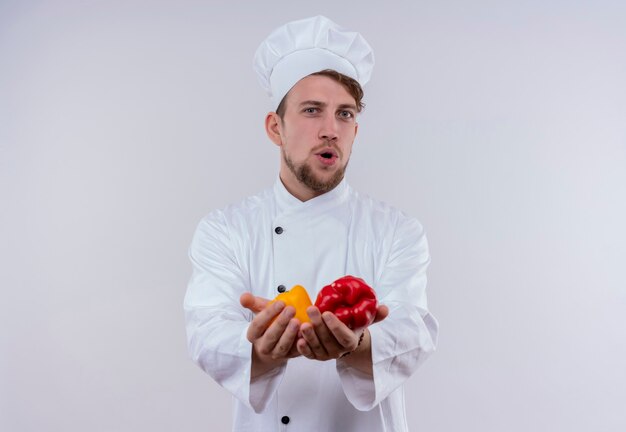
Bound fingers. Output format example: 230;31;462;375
372;304;389;324
297;307;358;360
240;292;270;314
246;300;285;342
322;312;359;352
297;336;314;359
249;303;302;362
306;307;336;353
288;341;303;358
298;321;328;359
269;318;300;359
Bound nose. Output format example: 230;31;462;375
319;113;339;141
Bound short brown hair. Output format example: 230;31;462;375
275;69;365;119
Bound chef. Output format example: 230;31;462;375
184;15;438;432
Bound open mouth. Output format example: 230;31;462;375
315;148;338;158
315;149;338;166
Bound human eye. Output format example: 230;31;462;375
338;110;354;119
303;107;319;114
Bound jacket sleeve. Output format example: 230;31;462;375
337;215;438;411
183;212;284;413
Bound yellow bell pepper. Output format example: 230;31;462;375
267;285;312;324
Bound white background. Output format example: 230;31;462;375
1;1;625;431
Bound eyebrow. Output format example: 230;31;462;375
299;100;358;111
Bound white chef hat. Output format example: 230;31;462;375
253;15;375;109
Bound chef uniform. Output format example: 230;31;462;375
184;16;438;432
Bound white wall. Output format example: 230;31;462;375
1;1;625;431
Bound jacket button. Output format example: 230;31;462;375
281;416;290;424
277;285;286;293
274;226;283;234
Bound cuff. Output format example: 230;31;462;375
336;358;376;411
249;364;286;413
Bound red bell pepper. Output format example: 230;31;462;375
314;275;378;330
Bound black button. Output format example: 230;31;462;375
277;285;286;293
274;226;283;234
281;416;290;424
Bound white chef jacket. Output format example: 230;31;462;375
184;177;438;432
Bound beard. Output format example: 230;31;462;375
282;150;348;194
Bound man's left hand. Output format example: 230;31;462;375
296;305;388;361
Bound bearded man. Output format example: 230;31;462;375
184;15;438;432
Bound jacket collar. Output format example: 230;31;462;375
273;175;349;215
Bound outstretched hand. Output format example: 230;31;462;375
297;304;389;361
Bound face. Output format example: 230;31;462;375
266;75;359;201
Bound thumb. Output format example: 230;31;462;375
240;292;270;314
372;304;389;324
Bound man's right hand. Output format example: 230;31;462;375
240;293;301;378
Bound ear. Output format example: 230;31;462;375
354;122;359;138
265;112;283;147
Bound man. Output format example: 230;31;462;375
184;16;438;431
